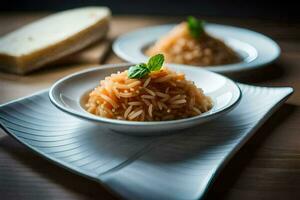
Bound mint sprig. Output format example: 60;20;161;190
147;54;165;71
128;54;164;79
187;16;205;39
128;64;150;79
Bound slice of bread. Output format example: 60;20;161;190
0;7;111;74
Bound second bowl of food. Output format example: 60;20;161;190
49;55;241;136
113;17;280;73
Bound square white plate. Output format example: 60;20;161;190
0;84;293;200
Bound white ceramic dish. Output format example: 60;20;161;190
0;84;293;199
113;24;280;73
49;63;241;135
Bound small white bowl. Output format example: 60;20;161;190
49;63;241;136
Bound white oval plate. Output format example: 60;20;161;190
49;63;241;136
113;24;280;73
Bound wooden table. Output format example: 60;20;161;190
0;13;300;200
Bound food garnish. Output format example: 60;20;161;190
187;16;205;39
128;54;164;79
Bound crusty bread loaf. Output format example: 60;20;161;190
0;7;111;74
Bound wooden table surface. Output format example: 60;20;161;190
0;13;300;200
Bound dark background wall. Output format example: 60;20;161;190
0;0;297;21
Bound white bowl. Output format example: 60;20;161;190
49;63;241;136
113;24;280;73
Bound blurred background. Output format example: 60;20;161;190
0;0;298;21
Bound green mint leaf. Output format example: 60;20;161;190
128;63;150;79
127;54;165;79
147;54;164;71
187;16;205;39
